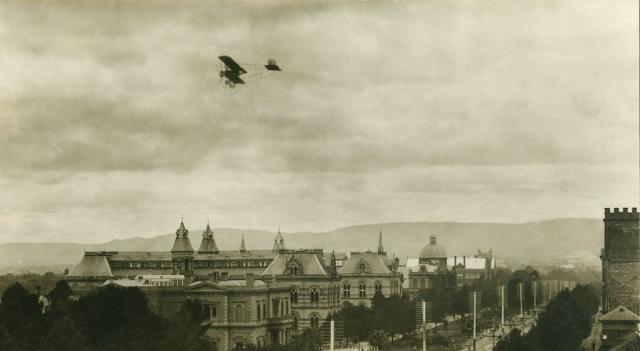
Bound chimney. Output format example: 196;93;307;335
246;273;255;288
454;256;457;266
463;256;466;266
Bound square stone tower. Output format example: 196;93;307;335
601;207;640;314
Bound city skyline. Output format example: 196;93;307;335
1;0;638;243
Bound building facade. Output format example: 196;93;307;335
105;274;293;351
67;219;405;346
338;230;403;306
448;250;496;287
261;249;342;332
406;236;456;297
601;207;640;314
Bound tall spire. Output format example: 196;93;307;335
272;227;286;252
377;227;385;254
198;220;219;254
239;234;246;252
171;217;194;254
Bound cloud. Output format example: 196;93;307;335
0;0;637;242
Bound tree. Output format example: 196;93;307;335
48;280;73;304
284;328;322;351
452;285;470;317
162;299;214;351
71;285;168;351
335;302;374;343
368;330;386;350
38;316;88;351
415;288;451;325
371;295;415;341
0;282;42;349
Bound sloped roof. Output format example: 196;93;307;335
101;279;150;287
322;252;348;266
601;306;640;322
407;264;439;273
171;221;194;253
186;280;267;291
447;257;487;270
272;231;286;251
198;224;219;254
262;252;328;276
339;252;391;274
609;330;640;351
69;255;113;277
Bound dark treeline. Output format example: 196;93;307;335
0;281;213;351
496;284;600;351
0;273;62;298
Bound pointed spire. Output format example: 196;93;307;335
377;227;385;254
273;227;286;252
239;234;246;252
171;217;194;254
198;219;218;254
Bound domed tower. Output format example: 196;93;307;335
171;218;194;275
418;236;447;270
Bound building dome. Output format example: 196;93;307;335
418;236;447;259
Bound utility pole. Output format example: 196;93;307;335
330;319;334;351
501;285;505;334
519;283;523;318
422;300;427;351
533;280;537;313
473;290;477;351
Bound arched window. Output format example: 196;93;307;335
291;289;299;303
310;314;320;328
310;287;320;303
359;282;366;298
343;282;351;298
411;279;417;289
420;279;426;289
235;304;244;322
375;281;383;295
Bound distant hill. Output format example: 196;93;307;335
0;218;603;273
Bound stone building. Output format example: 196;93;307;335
406;236;456;296
599;305;640;351
448;250;496;287
104;273;293;351
338;230;403;306
601;207;640;314
67;220;279;290
66;219;398;342
261;249;341;332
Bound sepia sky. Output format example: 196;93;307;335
0;0;638;243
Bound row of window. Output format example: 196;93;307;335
111;260;273;269
289;286;341;305
342;281;383;298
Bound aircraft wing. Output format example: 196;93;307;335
218;55;247;75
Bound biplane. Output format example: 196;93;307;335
218;55;281;88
